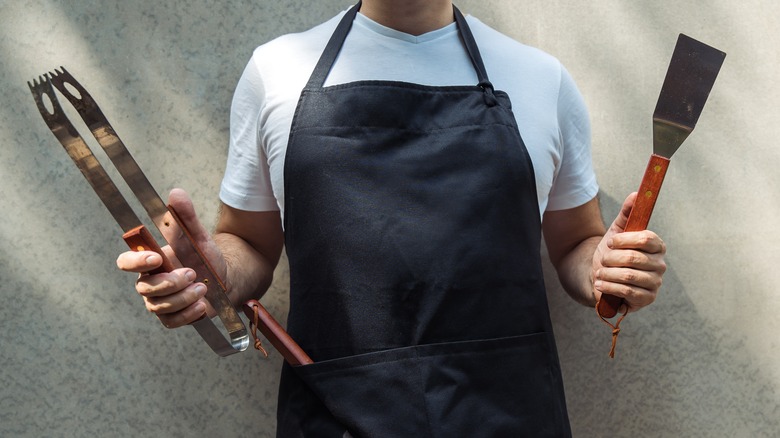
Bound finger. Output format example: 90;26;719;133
144;282;207;315
167;188;211;244
609;230;667;255
136;268;197;297
595;266;663;292
599;248;666;272
117;250;163;273
594;278;656;311
610;192;638;232
157;300;208;329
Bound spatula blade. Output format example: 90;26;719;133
653;34;726;158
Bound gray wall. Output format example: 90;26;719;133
1;1;777;436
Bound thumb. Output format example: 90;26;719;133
168;188;199;228
164;188;228;296
163;188;209;244
610;192;638;233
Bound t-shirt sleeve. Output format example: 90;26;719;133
219;56;280;212
546;66;599;211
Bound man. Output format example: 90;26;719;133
118;1;666;436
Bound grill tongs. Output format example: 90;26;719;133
29;68;310;363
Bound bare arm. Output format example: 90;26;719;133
213;202;284;305
543;197;605;307
543;194;667;313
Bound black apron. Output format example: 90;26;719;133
278;3;571;437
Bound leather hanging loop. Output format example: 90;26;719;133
596;299;628;359
247;301;269;357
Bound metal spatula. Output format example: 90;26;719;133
598;34;726;319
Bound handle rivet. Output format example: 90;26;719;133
654;165;662;173
203;279;209;285
645;190;653;198
136;246;144;252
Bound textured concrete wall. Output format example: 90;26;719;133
1;1;777;436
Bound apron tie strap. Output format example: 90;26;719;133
596;299;628;359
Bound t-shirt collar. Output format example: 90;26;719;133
354;11;459;44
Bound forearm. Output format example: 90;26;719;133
214;232;277;305
553;235;600;307
212;204;284;306
543;197;605;308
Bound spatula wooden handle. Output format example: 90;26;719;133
624;154;670;232
597;154;670;318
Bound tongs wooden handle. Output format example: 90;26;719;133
123;225;176;274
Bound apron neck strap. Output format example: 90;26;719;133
452;5;493;91
305;1;496;96
305;1;362;89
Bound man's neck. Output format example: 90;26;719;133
359;0;454;36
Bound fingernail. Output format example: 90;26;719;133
194;284;207;296
145;255;158;265
594;280;603;289
607;238;614;248
185;270;197;282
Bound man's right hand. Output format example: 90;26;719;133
116;188;222;329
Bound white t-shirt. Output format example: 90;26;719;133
219;11;598;219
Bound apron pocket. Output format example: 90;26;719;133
294;333;568;438
294;345;431;437
419;333;569;437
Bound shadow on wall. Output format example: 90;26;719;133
546;191;778;437
0;2;310;436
